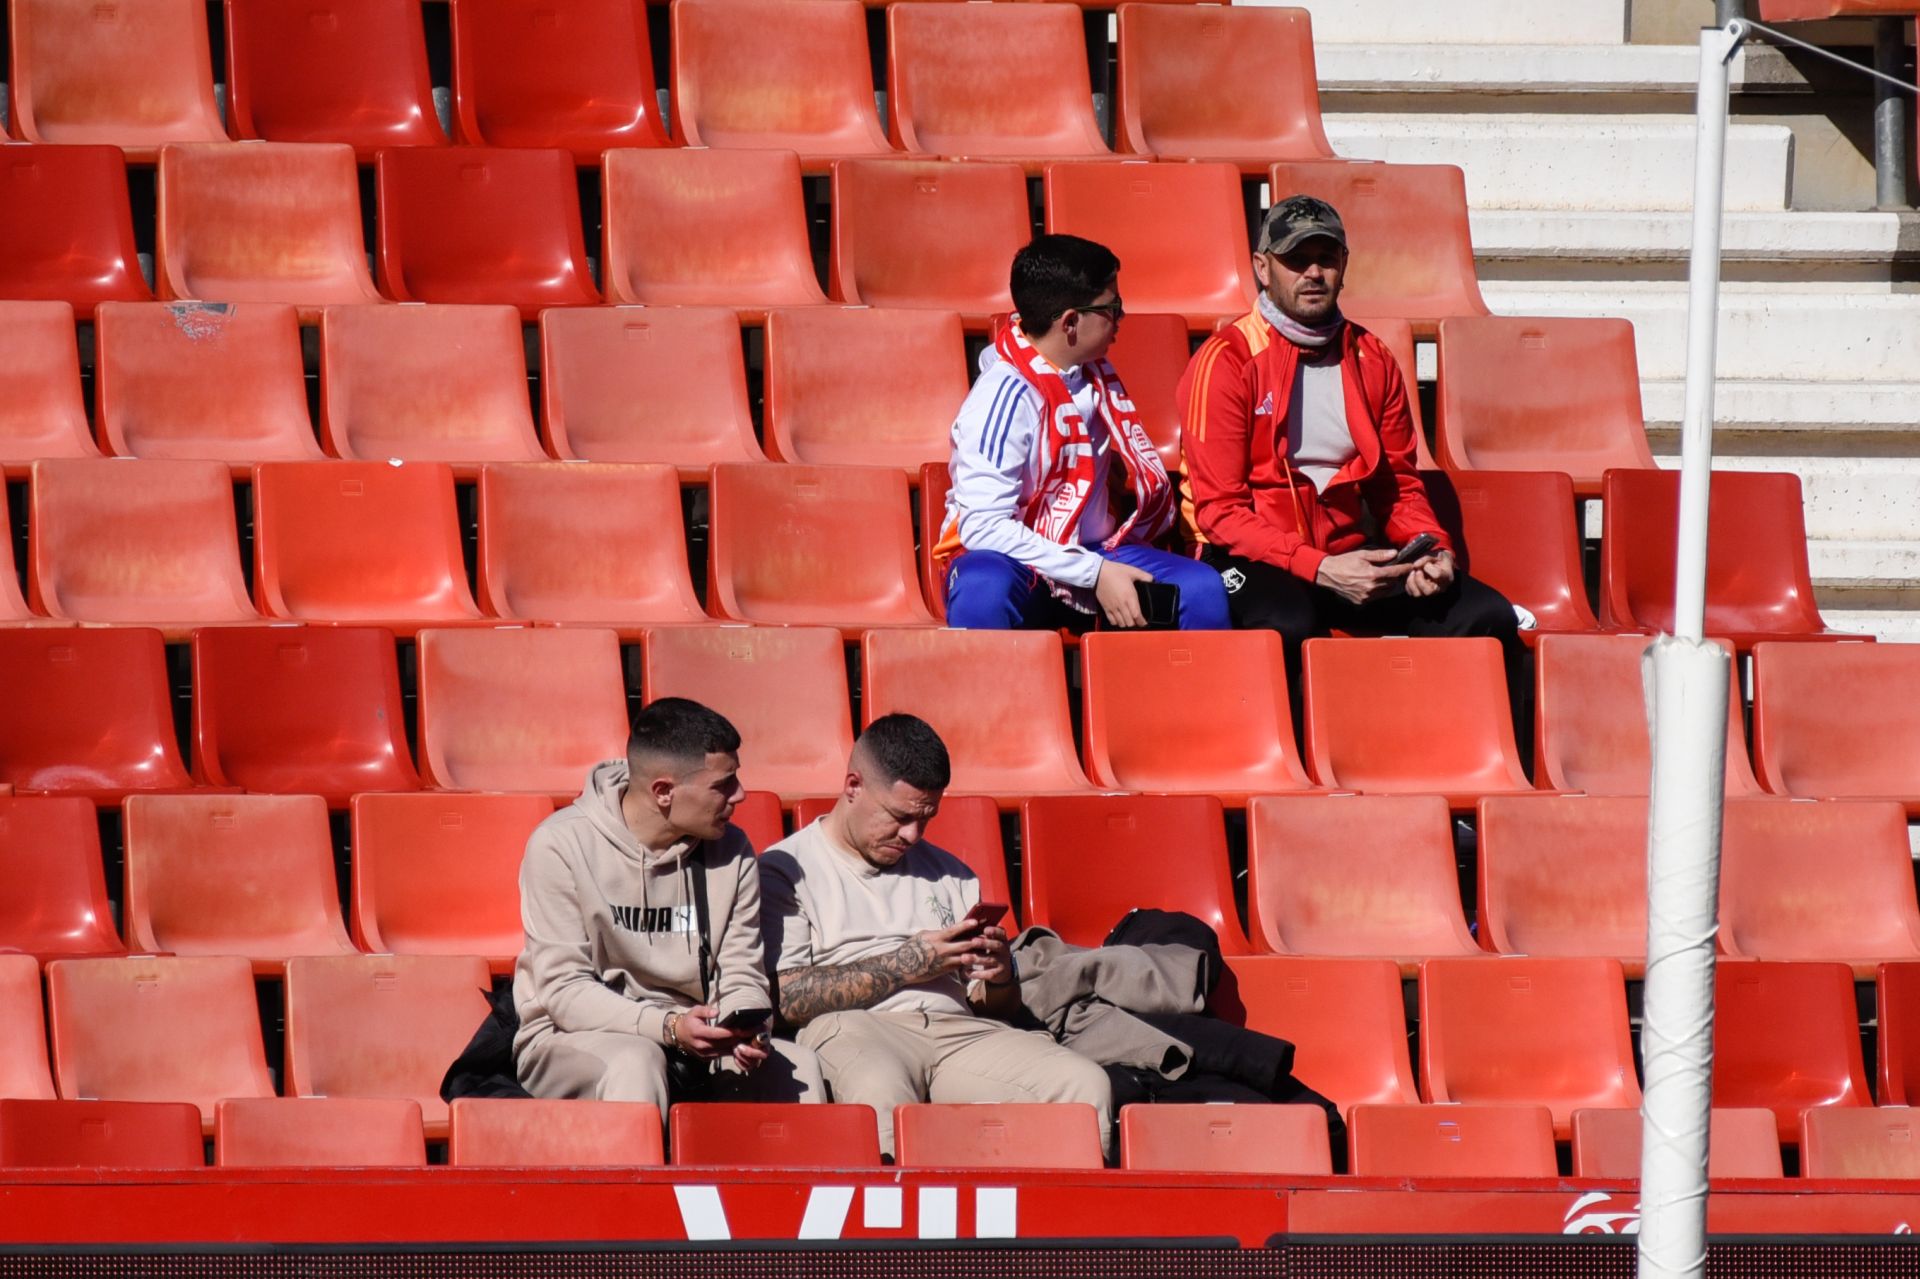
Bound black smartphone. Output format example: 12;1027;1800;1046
1392;532;1441;565
716;1007;772;1032
1132;580;1181;630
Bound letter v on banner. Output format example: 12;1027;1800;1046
673;1185;1019;1242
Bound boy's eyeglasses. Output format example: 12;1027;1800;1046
1078;298;1125;319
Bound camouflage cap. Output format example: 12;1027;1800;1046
1256;194;1346;256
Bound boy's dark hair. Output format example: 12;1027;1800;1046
855;714;952;793
1011;234;1120;339
628;697;741;770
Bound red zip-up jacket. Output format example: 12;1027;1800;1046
1178;310;1449;583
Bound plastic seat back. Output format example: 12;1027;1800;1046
1878;961;1920;1106
351;792;552;972
0;798;123;961
671;1103;884;1167
1348;1103;1558;1178
9;0;226;153
0;628;194;801
416;627;630;794
828;159;1028;326
918;461;953;623
450;1098;665;1167
1436;317;1655;494
763;308;967;470
376;148;599;316
728;792;786;856
0;1099;202;1168
1752;642;1920;805
602;149;827;311
215;1097;427;1168
792;795;1012;920
224;0;445;155
1421;469;1598;636
642;627;854;801
1104;312;1192;476
1248;795;1478;968
893;1102;1104;1169
0;302;97;472
1363;318;1437;469
539;307;765;476
0;148;152;318
1570;1106;1783;1179
477;462;707;631
1213;956;1419;1115
1044;162;1255;329
1476;795;1647;968
1023;795;1250;953
1120;1103;1332;1174
0;485;31;624
1802;1107;1920;1179
95;302;323;466
1713;961;1870;1144
0;954;56;1100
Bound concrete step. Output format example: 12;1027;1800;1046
1640;380;1920;436
1316;42;1809;98
1469;209;1920;264
1817;608;1920;643
1245;0;1629;47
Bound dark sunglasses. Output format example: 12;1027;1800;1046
1077;297;1125;320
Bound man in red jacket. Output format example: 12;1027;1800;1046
1178;195;1521;690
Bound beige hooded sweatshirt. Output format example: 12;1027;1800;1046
513;759;769;1062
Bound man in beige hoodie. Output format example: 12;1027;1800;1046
514;697;824;1118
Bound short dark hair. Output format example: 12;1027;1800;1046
1011;234;1120;339
855;714;951;793
629;697;741;771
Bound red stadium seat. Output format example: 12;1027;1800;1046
285;954;493;1140
224;0;445;156
156;143;384;318
1752;641;1920;813
893;1102;1104;1169
827;159;1028;330
888;5;1111;171
671;0;893;168
1119;1103;1332;1175
476;462;709;635
1475;795;1647;972
1348;1103;1558;1178
1755;0;1911;18
918;461;953;623
709;464;935;632
0;798;123;962
1104;313;1193;476
94;302;324;468
602;149;828;313
0;953;56;1100
1267;162;1490;336
1570;1106;1783;1180
0;302;95;478
252;461;485;633
375;148;600;317
449;0;668;160
1080;630;1317;803
1114;4;1335;171
1044;161;1256;329
729;792;786;857
1022;794;1250;954
1436;317;1656;496
351;792;553;974
863;630;1091;806
1300;637;1532;809
1713;961;1870;1144
27;459;258;638
1801;1107;1920;1179
0;147;152;320
0;628;195;802
0;485;38;624
1878;961;1920;1106
214;1097;427;1168
47;955;275;1131
416;626;630;795
449;1098;665;1167
670;1103;885;1167
1364;318;1438;470
642;626;854;802
791;795;1012;920
0;1099;202;1168
1247;795;1479;972
1214;956;1420;1116
1421;469;1599;640
8;0;226;156
762;308;966;471
539;307;767;478
1419;956;1640;1138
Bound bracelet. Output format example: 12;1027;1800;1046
661;1011;681;1049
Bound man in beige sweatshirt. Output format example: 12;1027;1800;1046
761;714;1110;1157
514;697;824;1118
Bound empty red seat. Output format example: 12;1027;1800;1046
1104;313;1193;477
1878;961;1920;1106
1570;1106;1783;1180
191;625;420;805
214;1097;427;1168
0;1099;202;1168
1476;795;1647;972
156;143;384;317
893;1102;1104;1169
1366;318;1439;470
0;147;152;320
728;791;787;856
1801;1107;1920;1179
375;148;600;317
670;1103;884;1167
791;794;1012;919
223;0;445;156
0;302;96;477
709;463;935;632
763;308;966;471
1421;469;1599;640
46;955;275;1131
351;791;552;974
9;0;226;156
1752;641;1920;813
1119;1103;1332;1174
1114;4;1335;172
888;5;1111;171
602;149;828;312
449;1097;665;1167
1214;956;1418;1116
0;628;195;802
671;0;893;168
1348;1103;1558;1178
1248;795;1479;972
828;159;1028;330
1044;162;1256;330
539;307;767;478
1420;956;1640;1138
477;462;708;635
0;798;123;962
94;302;324;468
252;461;485;633
1301;637;1532;809
1436;317;1656;495
28;459;258;638
1714;961;1870;1144
1023;794;1250;954
1267;162;1490;336
449;0;668;160
0;953;56;1100
416;626;630;795
642;626;854;802
863;629;1091;806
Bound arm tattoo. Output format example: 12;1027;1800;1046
776;936;940;1026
